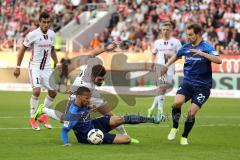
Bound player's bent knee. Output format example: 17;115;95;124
188;109;198;117
113;134;131;144
48;90;57;98
173;95;185;107
173;101;184;108
32;87;41;97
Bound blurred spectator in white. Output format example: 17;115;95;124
111;26;120;41
54;1;65;14
134;9;144;23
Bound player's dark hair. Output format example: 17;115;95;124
186;23;202;34
161;21;173;28
75;86;90;95
39;12;50;22
91;64;106;78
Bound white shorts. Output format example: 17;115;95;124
155;74;174;87
72;77;107;107
28;68;54;90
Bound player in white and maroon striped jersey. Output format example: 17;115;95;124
147;21;182;119
13;12;59;131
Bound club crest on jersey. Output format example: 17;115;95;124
63;121;70;127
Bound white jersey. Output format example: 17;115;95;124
152;37;182;75
72;56;102;91
72;57;106;107
23;27;55;70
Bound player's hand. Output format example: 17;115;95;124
56;63;62;69
13;68;20;78
105;42;117;51
189;49;205;57
89;105;98;112
62;143;72;147
55;63;62;73
160;65;168;76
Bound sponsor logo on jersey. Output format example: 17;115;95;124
186;56;202;61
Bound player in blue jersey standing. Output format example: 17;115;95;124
160;23;222;145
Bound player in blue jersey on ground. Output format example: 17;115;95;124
34;86;163;146
161;23;222;145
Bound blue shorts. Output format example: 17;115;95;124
176;82;210;107
76;116;116;144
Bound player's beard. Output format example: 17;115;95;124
95;82;103;86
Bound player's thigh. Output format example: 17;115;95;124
28;68;41;88
91;90;109;114
173;94;187;108
175;82;193;106
112;134;131;144
101;133;117;144
191;86;210;108
41;69;55;90
92;116;112;132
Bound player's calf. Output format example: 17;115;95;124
123;115;162;124
112;134;131;144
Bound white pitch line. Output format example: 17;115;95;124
0;116;29;119
0;127;61;130
0;124;239;130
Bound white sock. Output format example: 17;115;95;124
30;95;39;117
42;107;62;121
157;95;165;114
44;95;54;108
149;96;158;111
115;125;127;135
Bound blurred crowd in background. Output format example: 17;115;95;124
0;0;240;54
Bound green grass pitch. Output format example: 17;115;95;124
0;91;239;160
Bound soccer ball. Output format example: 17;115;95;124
87;129;104;144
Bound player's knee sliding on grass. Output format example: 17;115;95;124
34;86;163;145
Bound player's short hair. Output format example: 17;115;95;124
39;12;50;22
75;86;90;95
160;21;173;29
91;64;106;78
186;23;202;34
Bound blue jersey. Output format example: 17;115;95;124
177;40;219;88
61;103;94;144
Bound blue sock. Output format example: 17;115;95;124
124;115;154;124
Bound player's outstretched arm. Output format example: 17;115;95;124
190;49;222;64
88;42;117;58
13;45;28;78
160;54;178;76
61;127;71;146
